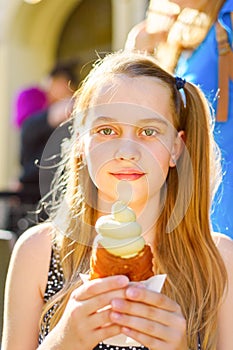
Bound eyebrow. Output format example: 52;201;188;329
137;118;169;127
91;116;169;127
91;116;116;126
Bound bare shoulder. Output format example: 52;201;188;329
212;232;233;267
13;222;54;260
212;232;233;290
212;235;233;348
2;223;57;349
8;222;56;292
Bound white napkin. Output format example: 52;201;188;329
80;273;167;347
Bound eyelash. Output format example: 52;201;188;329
95;126;159;137
140;128;158;137
98;127;116;136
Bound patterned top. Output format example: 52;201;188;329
38;244;64;345
38;245;201;350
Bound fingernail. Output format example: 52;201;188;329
116;275;129;285
126;286;140;298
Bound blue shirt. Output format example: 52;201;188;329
176;0;233;237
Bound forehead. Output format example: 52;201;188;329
88;75;173;124
84;103;171;129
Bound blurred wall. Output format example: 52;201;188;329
0;0;147;189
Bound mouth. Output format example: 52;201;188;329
110;169;145;181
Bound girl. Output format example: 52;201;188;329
2;51;233;350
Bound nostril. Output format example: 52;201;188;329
117;155;137;161
115;142;141;162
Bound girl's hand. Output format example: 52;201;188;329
110;284;188;350
39;275;129;350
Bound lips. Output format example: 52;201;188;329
110;169;145;181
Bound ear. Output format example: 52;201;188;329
169;130;185;168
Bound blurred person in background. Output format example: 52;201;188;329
9;61;79;234
13;87;47;130
14;61;79;204
125;0;233;238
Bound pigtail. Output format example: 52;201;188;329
155;81;227;349
183;82;222;206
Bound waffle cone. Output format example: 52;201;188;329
90;243;154;281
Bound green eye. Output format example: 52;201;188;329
99;128;114;135
142;129;156;136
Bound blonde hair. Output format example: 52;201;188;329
40;51;227;350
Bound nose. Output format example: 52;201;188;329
114;141;140;161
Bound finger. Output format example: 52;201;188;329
80;324;122;350
126;286;180;312
121;320;187;350
110;311;169;341
111;310;186;347
111;297;182;326
89;308;112;329
94;324;122;344
74;275;129;301
71;288;127;317
121;326;167;350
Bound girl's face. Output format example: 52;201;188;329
82;75;182;210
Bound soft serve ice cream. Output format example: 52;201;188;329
89;201;154;281
95;201;145;258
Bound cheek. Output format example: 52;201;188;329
147;156;170;192
84;140;113;183
144;142;172;177
154;151;171;176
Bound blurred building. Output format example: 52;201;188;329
0;0;147;189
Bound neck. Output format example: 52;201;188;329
135;195;162;248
